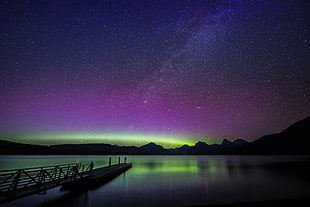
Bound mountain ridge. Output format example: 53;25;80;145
1;116;309;155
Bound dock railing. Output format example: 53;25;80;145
0;163;92;202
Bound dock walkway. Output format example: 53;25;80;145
62;163;132;190
0;162;132;204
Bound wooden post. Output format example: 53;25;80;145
42;170;46;194
109;157;111;166
55;166;59;181
12;170;22;192
38;167;43;187
57;166;61;181
66;164;70;178
118;156;120;164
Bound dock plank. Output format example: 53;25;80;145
62;163;132;190
0;163;132;203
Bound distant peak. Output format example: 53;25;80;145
140;142;164;149
144;142;157;146
194;141;208;146
233;139;248;144
221;139;232;145
173;144;191;151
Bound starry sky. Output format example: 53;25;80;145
1;0;309;147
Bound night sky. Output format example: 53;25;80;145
1;0;309;147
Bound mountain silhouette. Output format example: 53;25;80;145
242;116;310;154
0;116;309;155
0;140;51;154
170;144;191;155
233;139;248;145
139;142;169;154
221;139;232;145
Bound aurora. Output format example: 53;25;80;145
2;132;221;148
0;0;309;146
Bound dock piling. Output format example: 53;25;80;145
0;162;132;204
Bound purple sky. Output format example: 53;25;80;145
1;0;309;146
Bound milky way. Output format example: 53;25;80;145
1;0;309;147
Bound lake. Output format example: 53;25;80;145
1;155;310;207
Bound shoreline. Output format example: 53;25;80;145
186;198;310;207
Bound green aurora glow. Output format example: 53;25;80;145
2;133;220;148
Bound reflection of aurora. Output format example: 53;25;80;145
122;156;231;192
2;155;310;207
129;157;229;178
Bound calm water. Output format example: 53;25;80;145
1;155;310;207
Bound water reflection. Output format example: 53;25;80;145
40;190;89;207
1;155;310;207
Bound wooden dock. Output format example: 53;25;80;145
61;163;132;190
0;162;132;204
